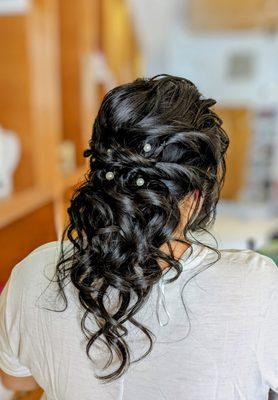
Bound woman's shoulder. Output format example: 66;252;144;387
194;246;278;316
10;240;71;289
27;239;73;258
219;247;276;270
29;240;62;254
216;246;278;291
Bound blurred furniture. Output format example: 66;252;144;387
197;200;278;251
0;0;61;285
101;0;141;84
216;107;251;200
58;0;100;167
12;389;43;400
188;0;278;31
0;0;140;286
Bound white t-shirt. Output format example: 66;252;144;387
0;240;278;400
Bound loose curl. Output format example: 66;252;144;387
55;74;229;382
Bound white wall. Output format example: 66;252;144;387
127;0;278;107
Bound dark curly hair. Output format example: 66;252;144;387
55;74;229;382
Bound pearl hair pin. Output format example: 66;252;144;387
105;145;148;186
136;177;145;186
105;171;114;180
143;143;152;152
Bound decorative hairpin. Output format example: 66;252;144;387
105;145;148;186
105;171;114;180
143;143;152;153
136;177;145;186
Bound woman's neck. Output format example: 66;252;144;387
158;240;191;271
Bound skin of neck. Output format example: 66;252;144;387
158;190;202;270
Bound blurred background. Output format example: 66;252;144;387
1;0;278;303
0;0;277;398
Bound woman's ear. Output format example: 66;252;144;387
194;189;199;200
187;189;203;223
178;191;196;223
175;190;202;237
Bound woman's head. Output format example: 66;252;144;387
84;74;228;231
56;74;229;381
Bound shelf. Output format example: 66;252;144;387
0;0;141;285
0;187;53;229
0;162;88;230
58;0;100;166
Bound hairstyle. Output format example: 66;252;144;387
55;74;229;382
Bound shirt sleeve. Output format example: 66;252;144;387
256;263;278;394
0;267;32;377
